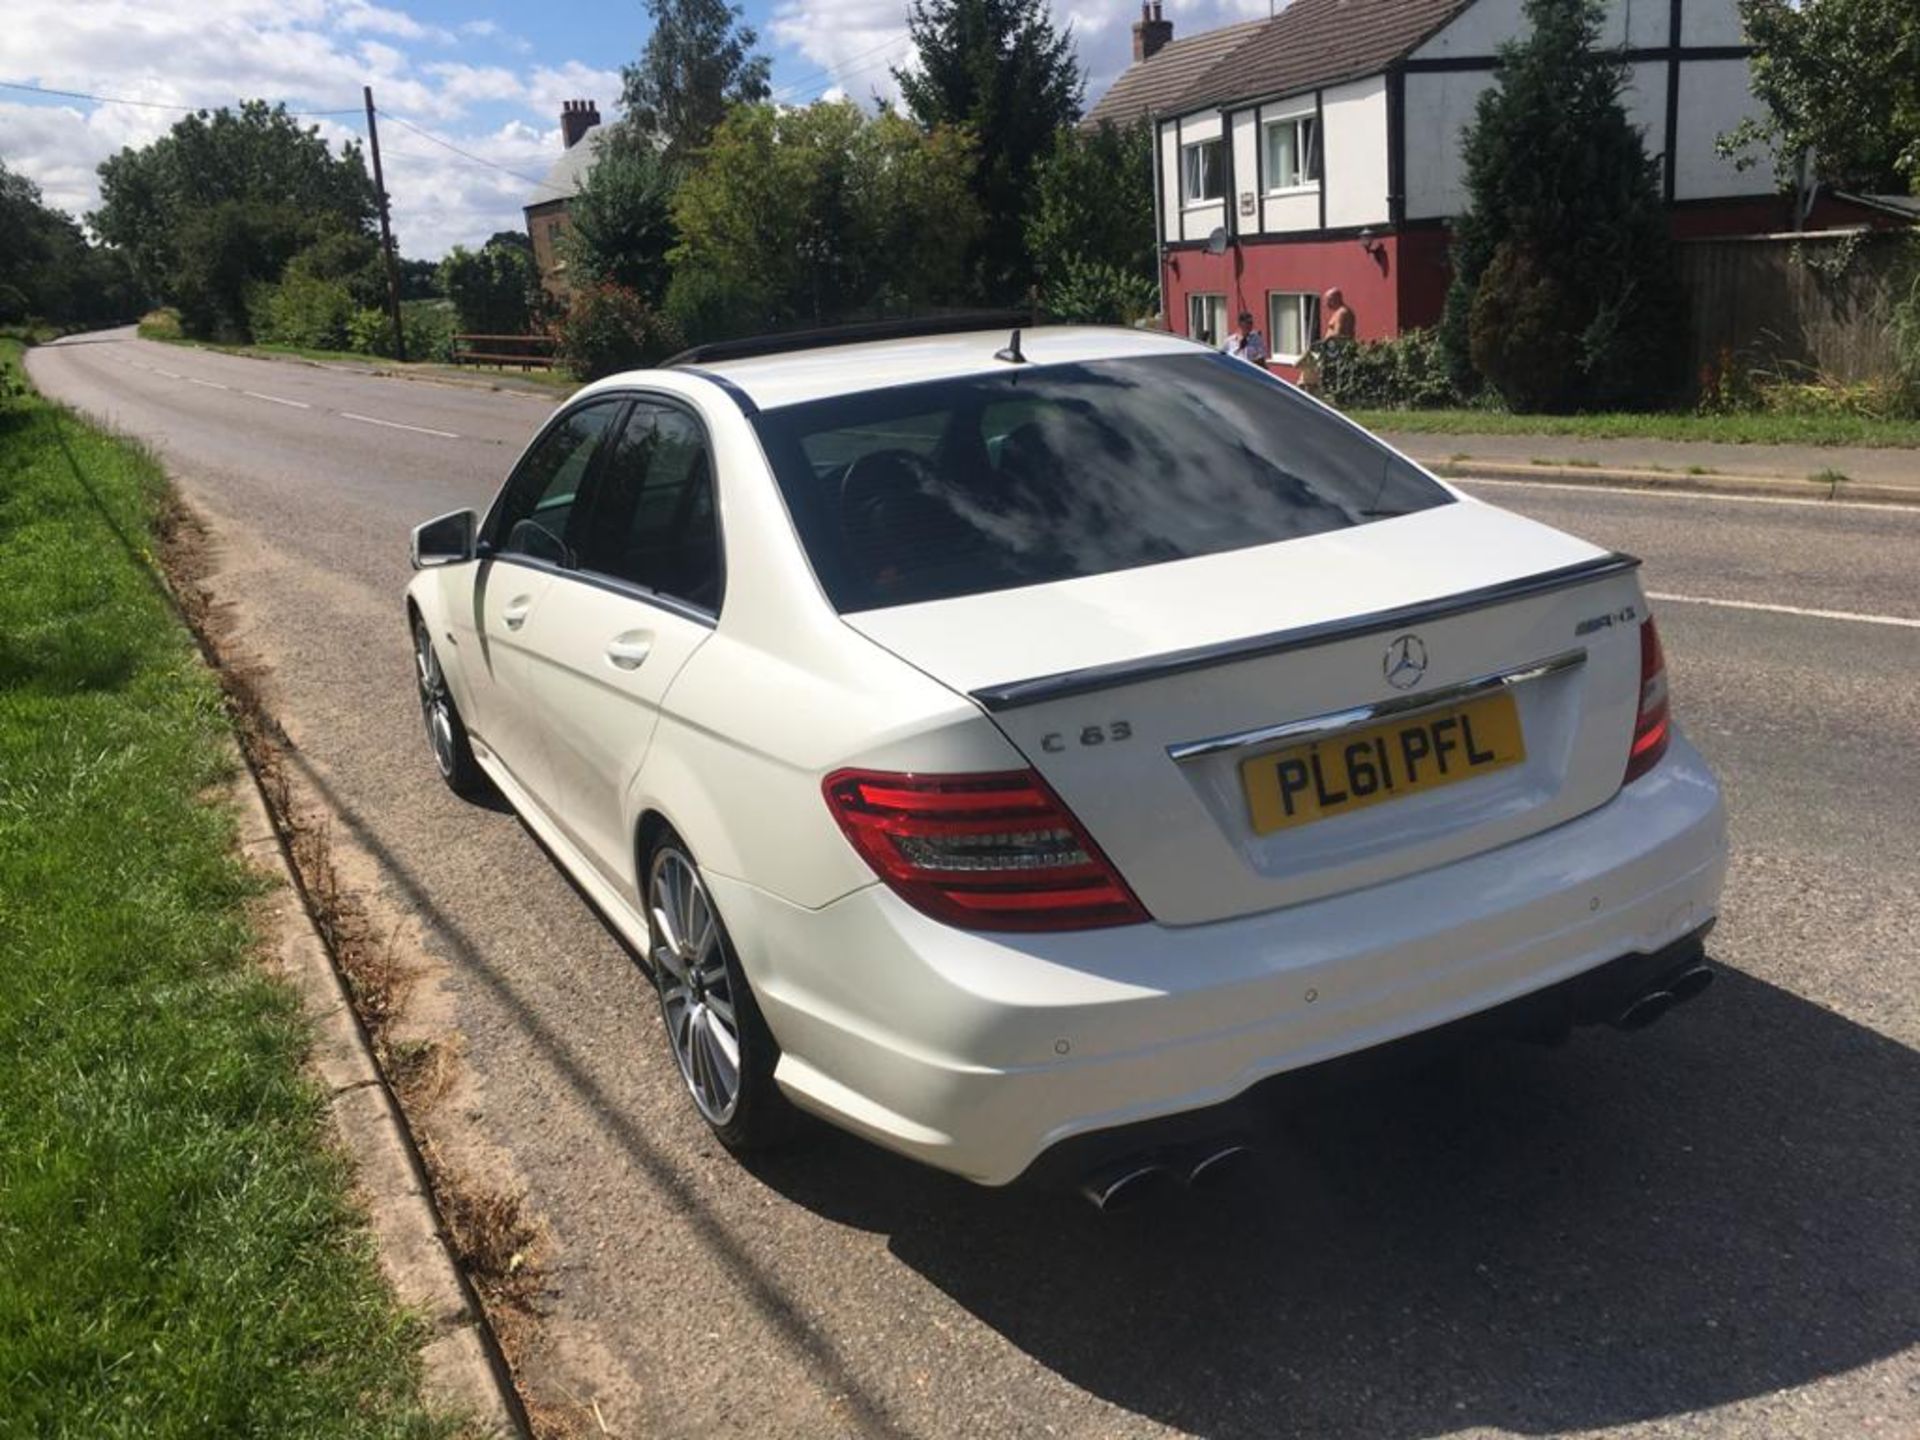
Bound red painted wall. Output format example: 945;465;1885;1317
1158;198;1902;362
1160;234;1403;373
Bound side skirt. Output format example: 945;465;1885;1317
470;745;657;967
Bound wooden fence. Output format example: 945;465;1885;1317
1677;227;1911;387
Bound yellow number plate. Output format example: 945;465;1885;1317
1241;691;1526;836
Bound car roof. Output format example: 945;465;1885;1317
593;325;1211;413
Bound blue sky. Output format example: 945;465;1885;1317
0;0;1269;256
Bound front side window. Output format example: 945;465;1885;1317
1269;291;1323;362
1181;138;1224;204
488;400;621;566
1187;292;1227;346
749;354;1453;613
1262;113;1321;191
576;402;724;613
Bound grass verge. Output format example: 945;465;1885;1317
1346;406;1920;449
145;331;576;391
0;338;451;1438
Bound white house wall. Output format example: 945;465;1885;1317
1681;1;1746;46
1411;0;1673;57
1677;58;1777;195
1404;70;1495;220
1230;110;1259;233
1159;124;1182;244
1321;77;1390;230
1162;0;1774;244
1168;111;1226;244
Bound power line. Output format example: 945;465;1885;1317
379;110;567;195
0;77;362;116
768;30;912;104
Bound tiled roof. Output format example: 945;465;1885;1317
1081;19;1267;128
524;130;600;210
1175;0;1475;113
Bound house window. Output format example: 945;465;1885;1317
1262;112;1321;192
1268;291;1322;362
1181;139;1224;205
1188;292;1228;347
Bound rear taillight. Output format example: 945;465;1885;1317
822;768;1149;932
1624;617;1672;784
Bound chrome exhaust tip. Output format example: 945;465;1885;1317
1614;989;1677;1031
1184;1142;1256;1192
1668;963;1714;1003
1079;1160;1172;1214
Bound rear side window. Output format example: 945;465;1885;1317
488;401;621;566
576;402;724;613
749;353;1452;612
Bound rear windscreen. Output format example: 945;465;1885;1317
748;352;1453;613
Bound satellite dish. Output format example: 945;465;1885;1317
1205;227;1229;256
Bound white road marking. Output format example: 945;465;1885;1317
1460;475;1920;516
154;368;181;378
1648;592;1920;630
242;390;310;409
340;411;459;439
188;377;229;390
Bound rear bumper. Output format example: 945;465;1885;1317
711;733;1728;1186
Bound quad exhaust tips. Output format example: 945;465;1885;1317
1612;962;1714;1032
1079;1140;1258;1212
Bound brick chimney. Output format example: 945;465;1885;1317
1133;1;1173;63
560;99;601;150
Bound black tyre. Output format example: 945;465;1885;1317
411;614;487;800
644;832;792;1151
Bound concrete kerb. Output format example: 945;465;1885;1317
1420;455;1920;507
227;752;527;1438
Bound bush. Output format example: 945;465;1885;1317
1892;237;1920;405
554;284;684;380
1468;243;1582;414
345;307;390;356
439;240;538;337
1315;329;1462;410
661;265;771;348
1042;260;1157;326
402;299;456;363
137;307;183;341
249;269;355;351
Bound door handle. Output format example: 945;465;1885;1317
502;597;533;631
606;633;654;671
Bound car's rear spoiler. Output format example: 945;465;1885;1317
968;552;1642;712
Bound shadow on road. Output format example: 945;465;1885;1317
268;712;1918;1439
748;970;1920;1437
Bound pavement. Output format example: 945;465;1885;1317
1373;427;1920;499
28;327;1920;1439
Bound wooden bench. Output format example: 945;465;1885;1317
451;333;558;370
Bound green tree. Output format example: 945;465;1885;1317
668;101;981;339
619;0;771;166
91;102;375;339
0;158;142;326
1728;0;1920;195
438;237;541;336
895;0;1084;302
1437;0;1684;412
562;142;678;301
1026;118;1155;317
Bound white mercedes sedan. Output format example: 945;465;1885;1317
405;321;1727;1204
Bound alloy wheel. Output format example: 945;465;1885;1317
648;847;743;1126
413;621;457;779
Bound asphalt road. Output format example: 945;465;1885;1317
29;329;1920;1439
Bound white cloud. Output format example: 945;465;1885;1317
767;0;1279;111
0;0;623;257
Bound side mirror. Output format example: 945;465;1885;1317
411;510;478;570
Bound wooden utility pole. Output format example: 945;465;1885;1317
363;86;407;362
